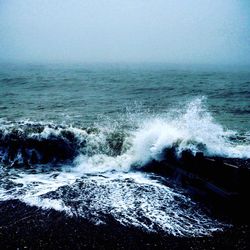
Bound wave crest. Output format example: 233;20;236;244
0;98;249;171
0;122;128;167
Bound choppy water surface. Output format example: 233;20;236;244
0;64;249;236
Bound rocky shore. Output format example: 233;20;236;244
0;200;249;249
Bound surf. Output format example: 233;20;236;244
0;98;249;236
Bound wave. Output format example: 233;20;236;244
131;98;250;166
0;122;128;167
1;97;246;236
0;98;249;171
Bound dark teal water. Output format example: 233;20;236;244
0;64;249;132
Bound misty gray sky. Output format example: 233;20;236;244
0;0;250;65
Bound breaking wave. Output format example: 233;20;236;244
0;98;249;169
0;98;248;236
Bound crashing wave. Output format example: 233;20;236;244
1;98;247;236
0;98;249;170
0;122;127;167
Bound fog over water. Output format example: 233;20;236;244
0;0;250;65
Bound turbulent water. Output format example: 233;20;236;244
0;64;249;236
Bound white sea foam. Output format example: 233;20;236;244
72;98;250;176
130;97;250;165
0;97;248;236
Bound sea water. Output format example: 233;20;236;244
0;63;249;236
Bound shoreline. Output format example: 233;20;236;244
0;200;249;249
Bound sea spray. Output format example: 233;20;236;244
0;98;248;235
131;98;250;166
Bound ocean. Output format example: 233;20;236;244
0;63;250;236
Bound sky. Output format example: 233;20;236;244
0;0;250;65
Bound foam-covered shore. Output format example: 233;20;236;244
0;98;249;237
